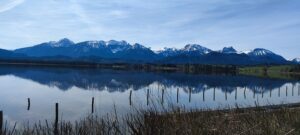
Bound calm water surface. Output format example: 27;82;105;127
0;66;300;127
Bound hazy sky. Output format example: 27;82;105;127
0;0;299;59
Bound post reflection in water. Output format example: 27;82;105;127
0;66;299;125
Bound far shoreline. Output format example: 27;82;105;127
0;58;300;79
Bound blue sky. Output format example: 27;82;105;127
0;0;299;59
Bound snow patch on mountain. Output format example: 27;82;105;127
85;41;106;48
106;40;131;53
11;38;291;65
247;48;274;56
157;47;180;57
182;44;212;54
48;38;75;47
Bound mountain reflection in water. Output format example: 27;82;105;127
0;66;298;93
0;65;300;126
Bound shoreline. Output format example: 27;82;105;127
2;103;300;135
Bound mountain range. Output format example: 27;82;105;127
0;38;299;65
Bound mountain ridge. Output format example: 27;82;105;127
0;38;296;65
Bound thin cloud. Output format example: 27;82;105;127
0;0;25;13
0;0;299;59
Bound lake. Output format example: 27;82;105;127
0;65;300;127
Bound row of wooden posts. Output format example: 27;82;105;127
0;86;299;133
129;86;300;105
0;97;96;134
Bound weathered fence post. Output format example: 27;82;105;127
292;86;294;96
189;88;191;103
54;103;59;135
244;88;246;99
235;88;237;100
225;89;227;100
286;86;288;97
92;97;94;114
213;88;216;101
0;111;3;133
177;88;179;103
147;89;149;106
27;98;31;111
129;90;132;106
203;89;205;101
161;89;164;104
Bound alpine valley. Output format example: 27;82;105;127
0;38;299;65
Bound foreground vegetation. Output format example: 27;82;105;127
2;105;300;135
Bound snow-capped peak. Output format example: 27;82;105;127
107;40;129;46
48;38;74;47
182;44;212;54
85;41;106;48
157;47;180;56
221;46;237;54
106;40;131;53
241;50;251;54
247;48;274;56
159;47;178;52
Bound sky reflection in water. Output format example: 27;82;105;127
0;66;299;126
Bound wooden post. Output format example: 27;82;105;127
129;90;132;106
161;89;164;104
177;88;179;103
225;89;227;100
261;91;264;98
0;111;3;133
244;88;246;99
92;97;94;113
278;88;281;97
286;86;288;97
54;103;59;135
147;89;149;106
202;89;205;101
213;88;215;101
253;91;256;99
189;88;191;103
235;88;237;100
292;86;294;96
27;98;30;111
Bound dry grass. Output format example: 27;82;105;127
2;105;300;135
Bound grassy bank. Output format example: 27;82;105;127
239;65;300;79
2;105;300;135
